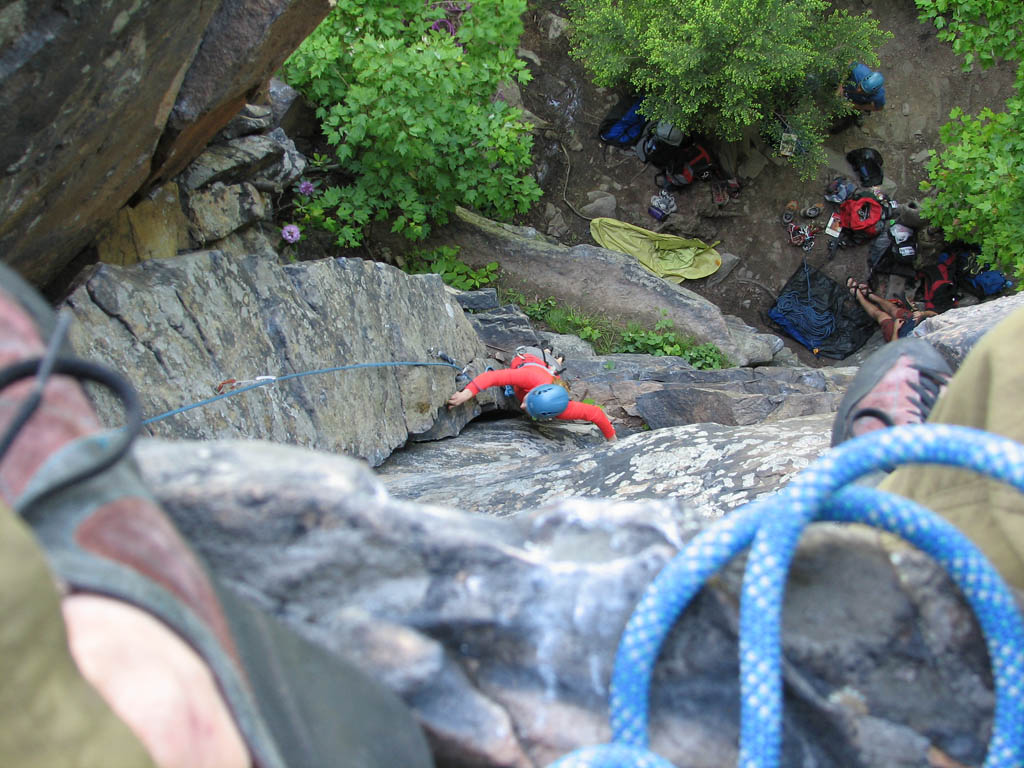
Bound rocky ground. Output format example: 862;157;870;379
512;0;1017;366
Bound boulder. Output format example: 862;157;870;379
64;251;485;466
134;434;1000;768
186;182;270;244
180;129;306;194
148;0;333;185
446;206;779;366
0;0;331;286
95;183;192;266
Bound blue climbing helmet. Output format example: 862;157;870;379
859;70;884;95
523;383;569;420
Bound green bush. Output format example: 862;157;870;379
403;246;498;291
618;314;731;369
565;0;890;179
282;0;542;247
914;0;1024;277
501;291;731;369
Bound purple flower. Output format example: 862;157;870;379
298;180;315;196
281;224;301;243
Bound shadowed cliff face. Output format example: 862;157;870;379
0;0;331;287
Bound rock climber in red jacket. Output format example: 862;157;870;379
447;348;617;441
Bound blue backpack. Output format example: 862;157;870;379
954;250;1013;299
598;98;647;148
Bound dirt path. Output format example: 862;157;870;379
515;0;1016;366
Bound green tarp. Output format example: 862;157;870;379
590;217;722;283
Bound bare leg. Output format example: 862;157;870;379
864;292;900;318
854;289;892;324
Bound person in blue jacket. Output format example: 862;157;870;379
840;62;886;112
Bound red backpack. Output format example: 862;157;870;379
838;197;883;231
918;253;959;312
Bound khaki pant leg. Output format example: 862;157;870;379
879;307;1024;590
0;503;155;768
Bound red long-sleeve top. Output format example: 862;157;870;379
464;355;616;440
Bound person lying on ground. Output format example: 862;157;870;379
847;278;936;342
448;346;616;441
830;304;1024;592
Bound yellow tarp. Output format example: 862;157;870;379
589;217;722;283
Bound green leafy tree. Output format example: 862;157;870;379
282;0;542;247
915;0;1024;276
565;0;891;178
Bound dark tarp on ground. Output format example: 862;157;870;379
768;262;877;359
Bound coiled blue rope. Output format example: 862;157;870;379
771;262;836;346
549;423;1024;767
143;360;461;425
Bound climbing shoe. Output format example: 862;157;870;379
830;337;953;447
0;262;435;768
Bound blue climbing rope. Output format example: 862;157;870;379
549;423;1024;768
771;259;836;346
143;360;462;426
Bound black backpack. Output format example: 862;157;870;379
846;147;884;186
888;223;918;267
655;144;716;188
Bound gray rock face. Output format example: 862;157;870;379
58;244;1021;768
134;435;1000;768
181;131;306;194
381;413;834;515
447;206;780;366
0;0;330;286
65;252;485;466
914;290;1024;368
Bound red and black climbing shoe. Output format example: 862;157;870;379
830;337;953;447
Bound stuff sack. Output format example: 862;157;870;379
846;147;884;186
917;253;959;313
889;223;918;267
598;97;648;148
656;144;716;188
824;176;857;204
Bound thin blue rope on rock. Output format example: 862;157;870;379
548;424;1024;768
142;360;460;425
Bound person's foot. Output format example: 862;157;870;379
846;277;870;299
831;337;953;447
